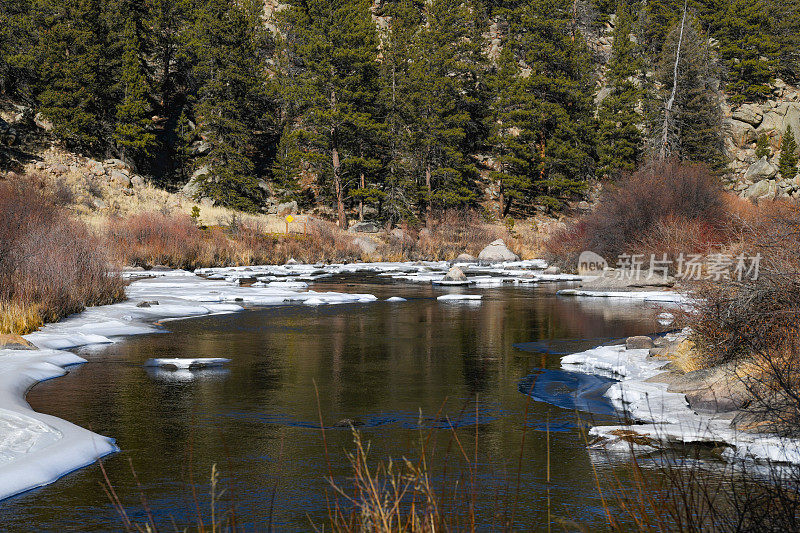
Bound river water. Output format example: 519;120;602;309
1;274;679;531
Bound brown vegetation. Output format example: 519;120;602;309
103;209;533;269
0;174;125;334
546;160;728;268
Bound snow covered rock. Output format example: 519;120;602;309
442;266;467;282
144;358;230;370
477;239;519;262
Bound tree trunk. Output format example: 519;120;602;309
503;196;513;218
425;162;433;227
359;171;365;221
332;141;346;229
498;183;505;219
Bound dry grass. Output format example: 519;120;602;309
0;301;44;335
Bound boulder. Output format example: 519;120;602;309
477;239;519;262
110;169;131;187
725;118;757;145
349;221;379;233
104;158;128;170
443;266;468;282
783;104;800;155
758;110;784;133
130;175;145;187
744;179;777;200
51;163;69;175
34;112;54;132
543;265;561;275
276;200;298;216
182;166;209;198
667;364;750;413
0;118;16;146
390;227;409;241
742;157;778;182
625;336;655;350
353;236;378;255
732;103;763;126
87;159;106;176
418;228;431;238
455;253;477;263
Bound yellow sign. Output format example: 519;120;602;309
285;215;294;223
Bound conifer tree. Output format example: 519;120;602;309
487;45;534;217
35;0;112;148
506;0;596;211
114;19;156;167
780;125;799;180
189;0;269;212
378;0;419;223
652;15;725;168
281;0;382;227
405;0;478;224
714;0;777;103
597;1;643;178
755;133;771;159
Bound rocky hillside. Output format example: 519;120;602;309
724;83;800;200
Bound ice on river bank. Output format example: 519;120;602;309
561;335;800;464
0;349;118;500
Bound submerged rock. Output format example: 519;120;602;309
334;417;364;428
477;239;519;262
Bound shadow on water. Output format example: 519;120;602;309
518;368;618;417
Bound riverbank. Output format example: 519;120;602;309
562;328;800;464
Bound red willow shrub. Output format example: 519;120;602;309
547;160;727;266
0;174;125;332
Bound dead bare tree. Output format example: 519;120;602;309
657;0;688;161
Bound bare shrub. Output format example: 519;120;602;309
0;175;125;333
547;160;726;266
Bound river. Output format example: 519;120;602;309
1;273;682;531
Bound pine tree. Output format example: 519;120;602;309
114;19;156;167
271;126;303;197
506;0;596;211
652;15;726;168
779;125;799;180
714;0;777;103
34;0;113;148
378;0;419;223
188;0;269;212
487;45;534;217
1;0;42;100
597;1;643;178
405;0;478;224
755;133;771;159
280;0;382;227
